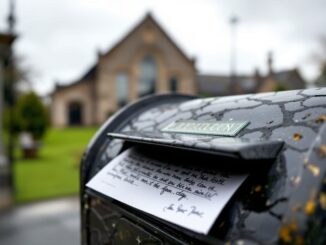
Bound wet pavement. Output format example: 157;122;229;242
0;196;80;245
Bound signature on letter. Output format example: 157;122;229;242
176;204;187;213
188;206;204;218
163;204;174;212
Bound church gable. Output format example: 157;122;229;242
93;13;197;123
101;13;195;72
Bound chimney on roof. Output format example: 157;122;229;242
267;51;274;76
254;67;261;81
253;67;262;90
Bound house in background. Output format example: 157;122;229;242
51;13;306;127
51;13;197;127
198;52;306;97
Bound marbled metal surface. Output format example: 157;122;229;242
81;88;326;245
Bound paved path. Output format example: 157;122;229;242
0;196;80;245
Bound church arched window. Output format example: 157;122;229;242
138;55;156;97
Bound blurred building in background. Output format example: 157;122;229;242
198;52;306;96
51;14;197;127
51;13;306;127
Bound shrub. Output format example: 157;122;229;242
14;92;49;140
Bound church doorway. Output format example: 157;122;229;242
68;102;83;126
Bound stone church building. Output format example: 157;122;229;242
51;13;306;127
51;14;197;127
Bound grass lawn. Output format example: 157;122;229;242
14;127;98;203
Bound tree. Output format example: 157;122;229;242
3;54;36;140
14;92;48;140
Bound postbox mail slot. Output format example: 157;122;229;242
107;131;284;160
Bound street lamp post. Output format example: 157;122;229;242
0;33;15;208
7;0;16;198
0;0;17;208
230;16;239;94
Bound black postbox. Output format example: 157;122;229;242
81;88;326;245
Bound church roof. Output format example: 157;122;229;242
81;65;97;81
50;63;97;94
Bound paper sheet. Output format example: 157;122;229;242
86;147;248;234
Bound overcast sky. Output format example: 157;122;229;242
0;0;325;95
